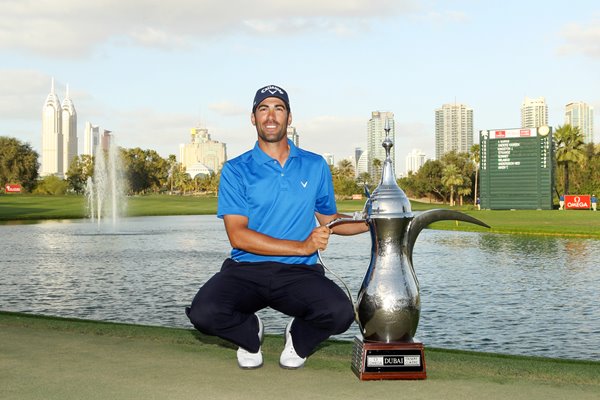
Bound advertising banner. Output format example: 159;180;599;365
564;195;590;210
5;184;22;193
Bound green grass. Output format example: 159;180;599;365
428;209;600;238
2;194;600;238
2;311;598;387
0;194;217;220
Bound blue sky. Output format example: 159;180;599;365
1;0;598;174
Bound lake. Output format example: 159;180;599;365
1;215;599;361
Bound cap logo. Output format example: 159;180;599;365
253;85;289;112
261;85;284;95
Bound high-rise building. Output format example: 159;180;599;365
435;103;473;159
565;102;594;143
41;79;63;177
405;149;427;174
367;111;395;179
100;130;113;152
287;126;300;147
357;152;368;179
41;79;78;178
521;97;548;129
354;147;364;178
83;122;101;156
322;153;335;167
179;126;227;176
61;85;77;171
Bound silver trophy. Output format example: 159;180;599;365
329;120;489;379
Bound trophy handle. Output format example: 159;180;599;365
405;209;490;265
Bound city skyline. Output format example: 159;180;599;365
1;1;599;175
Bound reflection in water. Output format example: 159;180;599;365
0;215;599;361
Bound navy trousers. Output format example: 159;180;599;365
186;258;354;358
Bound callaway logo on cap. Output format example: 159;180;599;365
252;85;290;113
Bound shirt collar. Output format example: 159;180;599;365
251;139;299;165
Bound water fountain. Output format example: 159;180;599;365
85;138;126;230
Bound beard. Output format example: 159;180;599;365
256;123;288;143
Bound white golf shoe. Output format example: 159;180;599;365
279;318;306;369
237;315;264;369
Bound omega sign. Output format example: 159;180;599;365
5;184;22;193
565;195;591;210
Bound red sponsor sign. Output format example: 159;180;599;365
565;195;590;210
494;130;506;138
5;184;22;193
520;129;531;137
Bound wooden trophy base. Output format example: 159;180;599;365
351;336;426;380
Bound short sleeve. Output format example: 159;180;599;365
217;162;248;218
314;159;337;215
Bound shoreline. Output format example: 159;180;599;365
2;194;600;238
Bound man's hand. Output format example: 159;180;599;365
302;225;332;254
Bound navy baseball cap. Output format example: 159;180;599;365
252;85;290;113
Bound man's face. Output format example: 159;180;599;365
251;97;292;144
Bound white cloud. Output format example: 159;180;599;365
0;0;418;57
558;18;600;59
0;70;50;119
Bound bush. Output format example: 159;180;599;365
33;175;69;195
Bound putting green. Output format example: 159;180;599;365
1;312;598;400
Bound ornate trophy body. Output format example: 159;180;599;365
331;121;489;380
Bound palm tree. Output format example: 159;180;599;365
336;159;355;180
457;183;472;206
371;158;382;184
357;172;372;193
441;164;463;206
554;124;585;195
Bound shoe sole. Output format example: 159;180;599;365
239;362;264;370
278;362;304;370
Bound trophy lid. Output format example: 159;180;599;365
365;119;413;219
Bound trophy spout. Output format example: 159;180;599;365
405;209;490;266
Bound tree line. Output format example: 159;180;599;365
0;138;219;196
1;124;599;201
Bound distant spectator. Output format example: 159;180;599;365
559;194;565;210
476;197;480;211
592;195;597;211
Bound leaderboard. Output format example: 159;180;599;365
479;126;554;210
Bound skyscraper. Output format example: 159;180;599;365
83;122;101;157
521;97;548;129
405;149;427;174
61;85;77;172
435;103;473;159
41;79;78;178
287;126;300;147
354;147;364;178
41;79;63;177
179;126;227;174
367;111;395;179
565;102;594;143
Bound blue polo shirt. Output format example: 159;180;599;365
217;139;337;264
